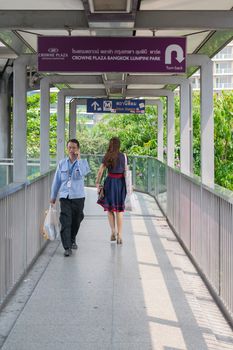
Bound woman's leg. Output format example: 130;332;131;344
107;211;116;238
116;212;123;243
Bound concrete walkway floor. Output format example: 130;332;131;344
0;188;232;350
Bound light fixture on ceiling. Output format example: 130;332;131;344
151;29;157;37
64;26;73;36
88;0;132;13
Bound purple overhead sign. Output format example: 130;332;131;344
38;36;186;73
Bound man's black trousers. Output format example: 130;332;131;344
59;198;85;250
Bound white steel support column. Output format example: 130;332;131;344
187;54;214;186
128;90;175;168
180;80;190;174
200;60;214;186
40;76;104;166
13;55;36;182
156;100;163;162
69;99;77;139
127;76;190;170
0;71;11;158
189;83;193;174
56;89;106;164
57;92;66;162
167;93;175;168
145;99;163;162
13;60;26;181
40;78;50;173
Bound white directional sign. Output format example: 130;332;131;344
91;101;100;111
165;44;185;64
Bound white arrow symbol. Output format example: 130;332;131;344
91;101;100;111
165;44;185;64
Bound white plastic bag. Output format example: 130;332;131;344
125;168;133;195
124;154;133;195
42;205;60;240
125;192;136;212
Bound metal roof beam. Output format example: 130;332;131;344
0;10;232;30
41;75;104;85
0;30;34;55
58;88;107;97
0;11;88;30
0;46;17;58
135;10;233;30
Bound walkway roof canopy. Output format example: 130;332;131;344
0;0;233;97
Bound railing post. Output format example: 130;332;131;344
40;77;50;174
6;164;9;185
132;157;136;188
86;155;90;187
156;161;160;198
147;157;152;194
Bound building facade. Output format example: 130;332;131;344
191;41;233;93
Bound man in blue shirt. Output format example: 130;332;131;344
50;139;90;257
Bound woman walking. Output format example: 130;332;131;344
96;137;127;244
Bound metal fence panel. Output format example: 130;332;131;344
190;183;202;262
167;168;180;234
220;199;233;317
147;159;232;320
180;177;191;249
0;171;54;306
0;197;7;300
201;189;220;293
7;189;26;292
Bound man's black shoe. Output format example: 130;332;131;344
64;249;72;257
71;242;78;250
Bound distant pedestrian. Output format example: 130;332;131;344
96;137;127;244
50;139;90;256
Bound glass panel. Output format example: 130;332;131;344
0;155;167;217
134;156;148;192
0;163;13;188
157;161;167;213
83;154;103;187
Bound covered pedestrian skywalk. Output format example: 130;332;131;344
0;188;233;350
0;0;233;185
0;155;233;349
0;1;233;348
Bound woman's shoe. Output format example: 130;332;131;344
117;236;122;244
111;234;116;241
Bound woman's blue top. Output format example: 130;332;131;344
102;152;127;174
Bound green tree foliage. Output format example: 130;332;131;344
78;106;158;156
214;92;233;190
192;92;201;176
26;91;233;190
26;93;57;158
190;91;233;190
26;94;40;158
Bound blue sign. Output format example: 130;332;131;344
87;99;145;114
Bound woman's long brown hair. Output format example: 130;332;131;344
103;137;121;168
